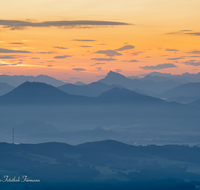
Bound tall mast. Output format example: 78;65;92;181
12;127;14;144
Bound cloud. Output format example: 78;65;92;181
167;57;184;60
54;55;72;59
116;45;135;51
129;60;138;62
53;46;68;49
96;67;102;71
96;75;106;78
140;63;177;70
0;19;130;30
166;30;200;36
91;58;117;61
166;48;179;51
145;56;151;58
166;30;193;35
132;51;145;56
10;42;24;45
0;55;17;59
95;50;122;57
95;63;105;65
36;51;55;54
72;68;86;71
122;59;138;62
47;60;56;62
30;57;40;59
70;77;79;79
186;32;200;36
115;69;122;72
73;39;96;42
79;46;92;47
47;65;53;67
0;48;30;53
186;51;200;54
183;60;200;66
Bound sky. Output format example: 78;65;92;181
0;0;200;83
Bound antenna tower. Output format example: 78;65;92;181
12;127;14;144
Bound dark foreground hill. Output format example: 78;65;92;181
0;140;198;190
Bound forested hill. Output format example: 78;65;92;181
0;140;199;190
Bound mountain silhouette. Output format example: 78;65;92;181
159;82;200;103
0;74;65;87
98;71;180;94
0;81;90;104
98;87;165;104
74;81;86;85
58;82;123;97
0;82;14;96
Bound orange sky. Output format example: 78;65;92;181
0;0;200;83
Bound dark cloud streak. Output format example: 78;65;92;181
140;63;177;70
0;19;130;30
0;48;30;53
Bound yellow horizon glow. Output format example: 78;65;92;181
0;0;200;83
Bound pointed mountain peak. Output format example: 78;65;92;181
107;70;124;77
2;81;68;99
74;81;86;86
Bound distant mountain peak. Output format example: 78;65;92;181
99;87;144;99
107;71;125;77
74;81;86;86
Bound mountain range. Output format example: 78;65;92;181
0;74;65;87
58;82;123;97
98;71;181;94
159;82;200;104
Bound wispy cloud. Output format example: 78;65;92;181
129;60;138;62
167;57;184;60
70;77;79;79
0;55;18;59
183;60;200;66
166;30;193;35
54;55;72;59
116;45;135;51
53;46;68;49
185;32;200;36
96;67;102;71
73;39;96;42
95;50;122;57
79;46;93;47
167;30;200;36
186;51;200;54
0;19;130;30
30;57;40;59
166;48;179;51
115;69;122;72
95;63;105;65
132;51;145;56
91;58;117;61
10;42;24;45
140;63;177;70
72;68;86;71
0;48;30;53
0;60;45;67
